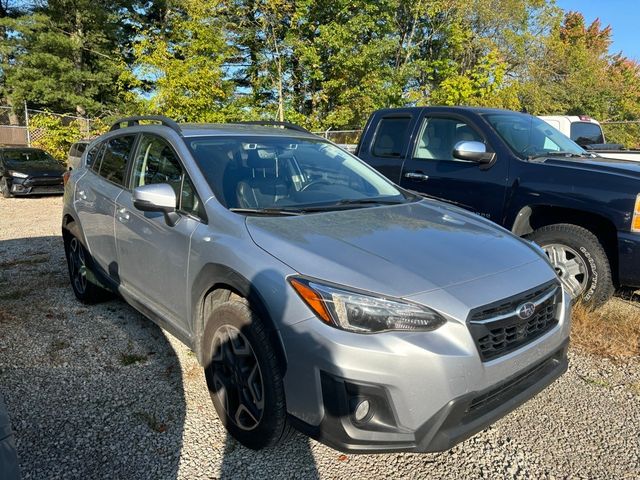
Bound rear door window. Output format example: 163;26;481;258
87;142;105;170
97;135;136;186
372;117;411;158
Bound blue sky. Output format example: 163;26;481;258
555;0;640;60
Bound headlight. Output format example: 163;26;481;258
632;194;640;232
8;171;28;178
289;276;446;333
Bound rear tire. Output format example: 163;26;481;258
63;223;111;304
1;177;12;198
526;223;614;306
203;297;292;450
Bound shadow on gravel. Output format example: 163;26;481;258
0;236;187;479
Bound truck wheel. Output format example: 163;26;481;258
63;223;111;303
203;298;292;450
0;177;12;198
527;224;614;306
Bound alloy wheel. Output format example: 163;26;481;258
68;237;88;294
543;243;588;299
210;325;265;431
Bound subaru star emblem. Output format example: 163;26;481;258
517;302;536;319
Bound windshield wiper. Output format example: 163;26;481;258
229;208;303;216
528;151;586;160
336;198;405;206
296;198;404;212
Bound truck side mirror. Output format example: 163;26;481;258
452;141;495;164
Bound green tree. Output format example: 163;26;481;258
132;0;234;122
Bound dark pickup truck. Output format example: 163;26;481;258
357;106;640;305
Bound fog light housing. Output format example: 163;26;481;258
354;399;371;422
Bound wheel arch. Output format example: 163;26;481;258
511;205;619;284
192;263;288;374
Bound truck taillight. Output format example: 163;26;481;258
63;171;71;186
578;115;593;122
632;194;640;232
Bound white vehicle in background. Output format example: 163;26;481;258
67;140;90;170
539;115;640;162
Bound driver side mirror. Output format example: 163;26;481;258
452;141;495;164
133;183;179;226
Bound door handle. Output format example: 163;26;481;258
404;172;429;181
117;207;130;223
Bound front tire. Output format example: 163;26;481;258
527;223;614;306
203;298;291;450
0;177;12;198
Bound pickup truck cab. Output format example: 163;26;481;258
357;107;640;305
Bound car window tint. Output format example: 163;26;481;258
76;143;87;155
570;122;604;146
415;118;484;160
87;143;105;171
132;134;202;217
98;135;135;185
372;117;411;158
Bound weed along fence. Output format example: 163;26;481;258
0;105;106;161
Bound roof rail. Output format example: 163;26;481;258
110;115;182;135
231;121;311;134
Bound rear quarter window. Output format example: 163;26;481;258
372;117;411;158
570;122;604;146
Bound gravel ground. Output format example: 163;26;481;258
0;195;639;479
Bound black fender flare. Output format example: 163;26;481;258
191;263;288;374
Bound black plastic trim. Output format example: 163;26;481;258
110;115;182;135
229;121;311;133
289;341;568;453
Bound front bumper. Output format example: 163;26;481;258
618;231;640;287
289;341;568;453
8;176;64;195
281;270;571;453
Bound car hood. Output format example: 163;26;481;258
4;160;66;176
538;155;640;178
245;200;549;298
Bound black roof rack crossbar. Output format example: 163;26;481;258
110;115;181;135
231;121;311;134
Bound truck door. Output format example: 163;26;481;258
399;113;508;223
356;111;419;183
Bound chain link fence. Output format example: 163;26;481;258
312;129;362;152
0;106;101;147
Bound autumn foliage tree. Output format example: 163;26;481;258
2;1;640;145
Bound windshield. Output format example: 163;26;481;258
485;113;587;159
2;149;56;163
188;136;410;211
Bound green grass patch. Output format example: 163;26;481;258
119;352;147;366
0;255;49;268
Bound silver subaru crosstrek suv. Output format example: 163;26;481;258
61;116;570;453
